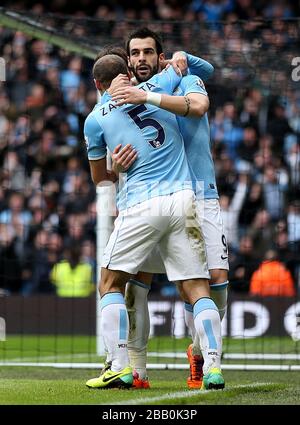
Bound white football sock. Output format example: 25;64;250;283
100;292;129;372
125;279;150;379
184;302;201;355
193;297;222;375
210;281;228;321
185;282;228;356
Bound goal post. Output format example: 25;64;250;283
95;155;115;356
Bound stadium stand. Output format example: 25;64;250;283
0;0;299;296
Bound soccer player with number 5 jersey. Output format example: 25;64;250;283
107;28;228;390
83;53;224;390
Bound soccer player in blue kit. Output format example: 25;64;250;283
83;54;224;389
108;28;228;390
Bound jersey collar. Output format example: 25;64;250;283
101;91;112;104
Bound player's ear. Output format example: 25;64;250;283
128;58;133;71
158;53;165;67
159;53;165;61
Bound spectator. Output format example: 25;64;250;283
60;57;83;106
236;126;258;166
262;164;288;221
0;223;22;293
219;172;248;250
239;94;260;131
190;0;234;22
248;208;276;258
274;222;299;281
215;151;237;196
249;249;296;297
50;244;94;297
285;142;300;187
0;191;32;242
267;102;295;156
2;150;26;191
287;200;300;250
211;102;244;161
22;228;56;295
63;212;87;247
229;234;259;292
238;181;264;235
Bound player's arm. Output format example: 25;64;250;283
185;52;214;80
146;90;209;118
170;74;210;117
84;114;117;185
111;85;209;118
97;78;137;174
159;92;209;117
111;65;208;117
89;158;117;185
163;51;214;81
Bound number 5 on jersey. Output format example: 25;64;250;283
128;105;165;148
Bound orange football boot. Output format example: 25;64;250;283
187;344;204;389
132;371;150;389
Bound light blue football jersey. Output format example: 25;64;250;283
175;73;218;200
185;53;215;81
84;66;192;210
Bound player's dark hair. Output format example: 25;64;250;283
95;45;128;65
93;54;128;88
126;27;163;56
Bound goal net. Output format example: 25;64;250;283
0;6;299;371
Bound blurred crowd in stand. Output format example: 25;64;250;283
0;0;299;296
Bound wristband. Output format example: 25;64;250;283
146;91;162;107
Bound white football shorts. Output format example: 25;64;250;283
140;198;229;273
101;189;209;281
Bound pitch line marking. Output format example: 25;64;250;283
111;382;275;405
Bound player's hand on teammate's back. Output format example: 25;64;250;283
112;86;147;106
107;74;131;96
112;143;137;173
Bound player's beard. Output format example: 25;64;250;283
131;61;159;83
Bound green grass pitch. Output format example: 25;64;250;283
0;335;299;405
0;367;299;405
